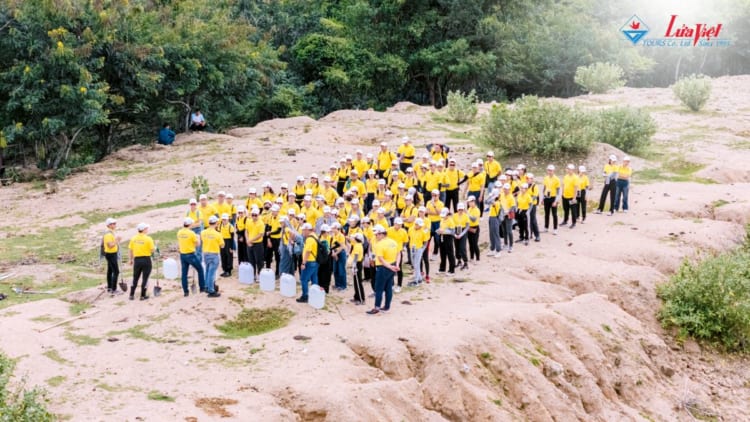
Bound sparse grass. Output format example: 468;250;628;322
80;199;186;224
42;349;70;365
491;398;502;407
636;167;715;185
711;199;729;208
97;382;140;393
480;352;494;361
30;315;63;323
216;307;294;339
528;356;541;367
0;274;101;311
46;376;66;387
64;330;101;346
602;324;612;333
107;324;166;343
69;302;92;316
147;390;175;402
109;166;150;178
212;345;230;354
662;158;704;176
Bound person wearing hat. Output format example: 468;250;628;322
282;192;301;216
526;173;541;242
225;193;238;224
245;207;266;278
348;233;366;304
435;160;448;203
201;216;223;297
383;160;402;184
261;182;276;204
177;217;206;296
542;165;561;235
386;218;407;292
403;167;419;192
277;183;290;202
346;170;366;202
334;159;349;195
128;223;156;300
217;213;236;277
352;150;369;178
376;143;396;179
314;224;333;293
185;198;203;234
561;164;580;229
297;223;320;303
397;136;416;172
466;197;481;260
483;151;502;192
321;177;340;207
577;166;591;223
466;163;486;215
330;223;348;291
426;189;445;259
102;218;121;295
416;206;431;283
235;207;250;266
437;208;457;274
213;191;230;219
443;158;468;212
306;174;321;196
407;218;430;286
499;184;517;252
452;203;470;270
596;155;618;215
486;189;503;257
246;188;263;212
614;156;632;213
293;176;307;206
198;194;217;230
367;224;398;314
364;169;379;214
516;184;532;245
264;205;283;277
427;143;449;167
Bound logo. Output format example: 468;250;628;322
664;15;723;46
621;15;649;45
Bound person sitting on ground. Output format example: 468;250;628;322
190;109;207;131
158;123;176;145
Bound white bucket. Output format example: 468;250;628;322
259;269;275;292
162;258;179;280
309;285;326;310
280;273;296;297
238;262;254;285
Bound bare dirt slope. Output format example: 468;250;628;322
1;76;750;421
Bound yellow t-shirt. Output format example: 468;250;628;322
236;216;247;232
353;159;369;177
337;165;351;181
177;228;199;254
443;169;466;190
467;171;486;192
197;204;217;227
303;235;318;263
578;174;590;190
348;242;364;264
267;215;282;239
423;171;443;192
185;209;201;226
400;205;418;228
603;163;617;178
562;174;580;199
426;199;444;223
377;151;396;171
431;149;447;165
617;165;633;178
218;221;235;239
348;179;366;199
374;237;399;265
365;178;378;194
245;218;266;244
484;160;502;179
468;206;481;227
201;228;224;254
489;200;501;217
439;216;456;233
500;193;516;212
516;191;532;210
128;233;154;257
386;227;408;251
213;202;232;218
102;231;118;254
293;183;307;199
397;144;416;164
543;175;561;198
452;212;470;230
301;207;321;226
407;226;430;249
245;197;262;211
529;184;540;205
323;187;339;206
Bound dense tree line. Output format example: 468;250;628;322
0;0;747;172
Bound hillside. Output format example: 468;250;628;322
1;76;750;421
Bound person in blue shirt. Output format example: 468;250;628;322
158;123;175;145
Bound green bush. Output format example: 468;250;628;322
480;95;595;158
596;107;657;153
191;176;210;199
446;90;479;123
574;62;626;94
672;74;712;111
658;232;750;352
0;353;54;421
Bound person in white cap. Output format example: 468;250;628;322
614;156;632;213
437;207;456;273
466;197;481;260
452;202;470;270
213;191;230;219
426;142;449;167
407;218;430;286
466;162;486;215
293;176;307;206
322;176;340;207
577;166;591;223
597;155;618;215
426;189;445;259
444;157;468;212
415;206;432;283
347;169;366;202
376;142;396;178
218;213;236;277
397;136;415;172
225;193;237;223
486;188;503;257
387;218;407;292
177;217;205;296
296;223;321;303
245;206;266;278
128;223;156;300
185;198;203;238
336;158;351;195
102;218;121;294
526;173;541;242
306;173;321;196
201;216;223;297
561;164;580;229
260;182;275;204
484;151;502;193
264;204;283;277
348;232;366;305
198;194;217;229
542;164;561;235
367;224;398;315
330;222;348;291
364;169;378;213
235;207;250;267
515;184;532;245
499;183;517;252
352;150;369;178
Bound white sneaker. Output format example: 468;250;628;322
394;286;401;293
494;253;502;258
553;230;558;235
486;251;495;257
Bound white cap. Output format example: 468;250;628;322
339;157;346;162
356;149;363;154
332;222;341;229
391;160;399;166
287;209;296;216
305;189;313;195
351;198;360;204
275;198;283;203
366;153;373;159
377;208;385;214
316;195;325;201
471;162;479;168
217;191;226;197
394;217;403;225
323;176;332;182
279;216;288;223
521;183;529;189
105;218;117;226
467;196;476;202
372;200;380;206
567;164;575;170
406;167;414;172
351;169;359;175
311;173;319;179
527;173;535;179
335;198;345;205
226;193;234;199
440;208;449;217
378;179;386;185
367;169;376;175
380;142;387;147
436;161;445;167
408;187;416;194
431;189;440;195
517;164;526;170
418;206;427;212
303;195;312;201
263;199;272;204
457;202;466;210
248;188;257;194
448;158;456;163
362;217;371;222
323;206;332;213
503;183;511;189
578;165;587;172
499;175;507;181
402;136;409;143
415;218;424;226
320;224;331;232
385;191;393;196
288;192;296;197
623;156;631;161
271;205;280;212
373;224;387;234
199;194;208;200
237;206;247;213
297;175;305;182
183;217;194;226
262;181;271;188
221;213;229;220
208;216;218;224
398;183;406;189
348;216;359;222
609;154;617;161
301;223;313;231
487;151;495;157
297;213;305;220
405;195;414;201
547;165;555;171
330;164;338;169
136;222;149;231
345;155;353;160
250;207;260;215
280;183;289;189
188;198;197;205
354;233;364;242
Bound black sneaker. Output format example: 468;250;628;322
129;295;134;301
460;264;468;270
296;295;308;303
140;295;149;301
570;223;576;229
407;281;418;287
220;272;230;278
207;292;221;298
183;292;189;297
199;288;206;293
366;307;380;315
380;307;390;312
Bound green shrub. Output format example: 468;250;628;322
672;74;712;112
480;95;595;158
191;176;209;199
446;89;479;123
657;232;750;352
574;62;626;94
596;107;657;153
0;353;54;421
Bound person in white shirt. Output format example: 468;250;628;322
190;109;207;131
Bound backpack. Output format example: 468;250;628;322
314;236;329;266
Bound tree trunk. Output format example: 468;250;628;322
428;80;436;107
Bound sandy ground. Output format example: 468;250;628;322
1;76;750;421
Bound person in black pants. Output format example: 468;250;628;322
561;164;579;228
102;218;121;294
527;174;541;242
466;198;481;261
218;214;235;277
350;234;366;305
577;165;590;223
264;206;282;276
437;209;456;274
317;225;333;293
597;155;618;214
128;223;155;301
542;165;561;234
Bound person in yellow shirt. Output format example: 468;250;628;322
407;218;430;285
400;195;418;231
428;143;449;167
364;169;378;214
264;205;282;277
443;158;468;212
225;193;238;223
484;151;502;192
577;166;591;223
352;150;369;177
300;196;321;226
102;218;121;294
452;203;470;270
597;155;618;215
466;197;481;261
402;167;419;191
330;223;348;290
177;217;205;296
367;224;399;315
425;189;445;259
128;222;156;300
499;184;517;253
283;192;301;216
396;137;416;172
245;207;266;278
486;188;503;257
212;191;230;218
527;173;541;242
322;176;340;207
261;182;276;204
466;162;486;214
376;142;396;178
235;207;249;268
516;184;532;245
297;223;320;303
437;208;456;274
217;213;236;277
387;218;408;292
542;165;561;234
197;194;217;229
422;162;442;195
245;188;263;212
348;233;366;305
346;170;366;201
293;176;307;206
614;156;632;213
185;198;203;235
201;216;224;297
561;164;580;229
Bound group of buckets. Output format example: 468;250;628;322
160;259;325;309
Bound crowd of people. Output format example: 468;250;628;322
102;138;634;315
